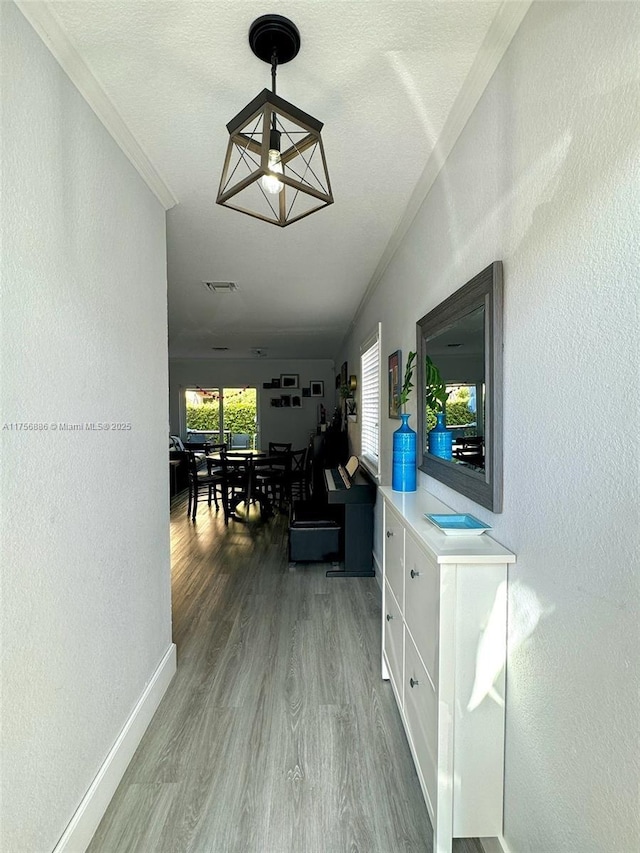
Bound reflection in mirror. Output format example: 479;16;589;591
425;304;486;471
417;262;503;512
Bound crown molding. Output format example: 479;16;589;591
349;0;532;332
15;0;178;211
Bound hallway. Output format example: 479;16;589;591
87;496;484;852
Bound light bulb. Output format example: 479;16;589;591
260;149;284;194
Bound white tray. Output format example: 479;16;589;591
424;513;491;536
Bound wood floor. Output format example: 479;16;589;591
87;493;485;853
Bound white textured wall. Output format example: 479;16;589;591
169;358;336;450
1;5;172;851
341;3;640;851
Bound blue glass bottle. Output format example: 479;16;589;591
392;413;417;492
428;411;453;460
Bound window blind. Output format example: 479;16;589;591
360;326;380;476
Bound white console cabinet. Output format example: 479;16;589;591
380;488;515;853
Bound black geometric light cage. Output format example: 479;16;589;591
216;16;333;227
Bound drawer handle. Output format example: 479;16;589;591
386;530;394;538
386;613;393;621
410;569;421;579
410;677;419;689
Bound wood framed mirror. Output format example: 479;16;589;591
416;262;503;512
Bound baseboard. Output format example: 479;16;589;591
53;643;177;853
481;836;511;853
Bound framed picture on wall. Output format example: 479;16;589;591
292;396;302;408
302;387;311;397
388;350;401;419
310;380;324;397
340;361;348;387
280;394;291;407
280;374;299;389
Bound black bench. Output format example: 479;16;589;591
288;500;341;565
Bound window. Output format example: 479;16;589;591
360;323;381;477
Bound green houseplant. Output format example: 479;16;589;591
425;354;450;414
339;382;356;426
398;350;416;411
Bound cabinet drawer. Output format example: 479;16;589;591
404;630;438;818
404;533;439;688
383;580;403;700
383;506;404;605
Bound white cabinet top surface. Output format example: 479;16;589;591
380;487;515;565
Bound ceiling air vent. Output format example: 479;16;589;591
211;346;229;351
202;281;238;293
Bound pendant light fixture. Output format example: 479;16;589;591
216;15;333;227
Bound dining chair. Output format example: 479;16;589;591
268;442;292;455
186;450;225;522
205;442;227;473
286;447;308;504
218;452;253;525
253;453;291;513
230;433;251;449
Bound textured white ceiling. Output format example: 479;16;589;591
49;0;502;360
